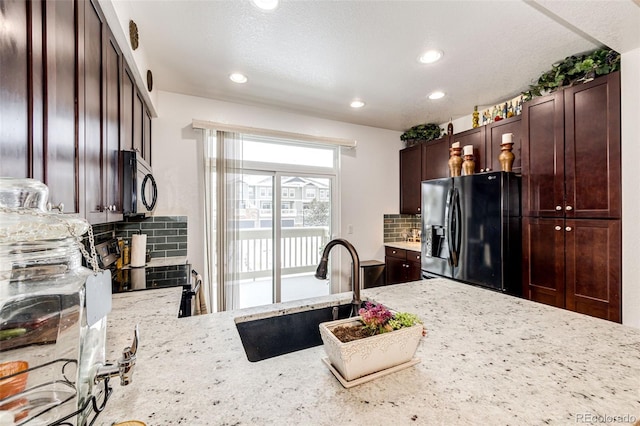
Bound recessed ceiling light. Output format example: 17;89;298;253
252;0;279;10
350;100;365;108
418;49;444;64
229;73;248;84
428;91;445;100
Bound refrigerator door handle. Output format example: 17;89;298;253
452;188;462;267
445;188;453;266
446;188;456;267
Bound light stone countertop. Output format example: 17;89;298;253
98;279;640;426
384;241;421;252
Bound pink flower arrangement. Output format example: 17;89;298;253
358;302;394;334
358;302;425;336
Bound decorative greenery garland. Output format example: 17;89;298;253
400;48;620;144
522;48;620;101
400;123;443;144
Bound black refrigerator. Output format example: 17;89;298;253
421;171;521;294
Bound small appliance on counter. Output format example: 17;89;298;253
0;178;138;426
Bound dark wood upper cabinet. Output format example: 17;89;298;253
564;72;621;219
521;91;565;218
133;92;144;155
143;107;152;165
486;116;522;174
0;0;30;178
422;136;450;181
399;135;450;214
451;127;486;173
83;0;105;223
105;36;122;222
122;68;134;151
82;0;122;224
522;72;621;219
1;0;151;223
399;143;422;214
43;0;80;215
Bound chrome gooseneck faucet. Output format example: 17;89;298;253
315;238;361;316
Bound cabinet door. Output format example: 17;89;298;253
486;116;521;174
385;257;407;285
521;92;565;217
564;72;621;219
122;68;134;150
0;0;30;178
423;136;450;180
43;0;79;214
565;219;621;322
522;217;565;308
133;92;143;154
407;262;422;282
143;106;152;165
406;250;422;282
399;144;422;214
83;0;104;223
105;36;122;221
451;127;485;172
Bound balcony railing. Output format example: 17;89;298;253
238;226;330;280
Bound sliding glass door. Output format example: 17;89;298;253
236;172;333;309
279;175;331;302
223;135;338;309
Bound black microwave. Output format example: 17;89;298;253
121;150;157;217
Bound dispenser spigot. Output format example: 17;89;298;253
96;325;139;386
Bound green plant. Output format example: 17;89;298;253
388;312;422;330
400;123;443;142
522;48;620;101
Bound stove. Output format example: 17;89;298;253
96;239;195;317
111;264;191;293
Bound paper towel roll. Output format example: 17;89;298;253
130;234;147;267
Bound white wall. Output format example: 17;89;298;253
621;48;640;328
152;91;402;310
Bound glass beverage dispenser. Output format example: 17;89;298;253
0;178;138;425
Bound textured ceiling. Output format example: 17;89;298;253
116;0;640;131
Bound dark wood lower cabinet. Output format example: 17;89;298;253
385;246;421;285
522;217;621;322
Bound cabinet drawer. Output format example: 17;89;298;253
407;250;421;263
385;246;406;259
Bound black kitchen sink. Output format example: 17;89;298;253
235;303;358;362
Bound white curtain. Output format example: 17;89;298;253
203;130;243;311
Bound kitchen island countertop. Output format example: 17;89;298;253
99;279;640;425
384;241;421;252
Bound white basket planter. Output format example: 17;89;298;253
319;316;423;382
